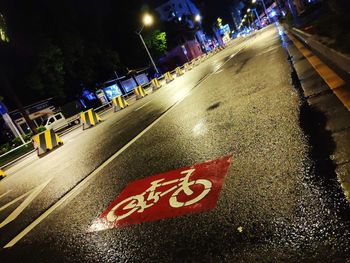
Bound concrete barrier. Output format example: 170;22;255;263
134;85;147;99
175;67;184;77
151;78;162;91
0;169;5;179
112;96;128;112
165;72;174;83
32;129;63;156
184;62;192;71
81;109;102;129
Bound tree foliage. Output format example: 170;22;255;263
0;0;124;106
144;30;167;59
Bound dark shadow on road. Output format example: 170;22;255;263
235;57;251;75
206;102;221;111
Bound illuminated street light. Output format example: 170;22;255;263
252;0;257;3
143;13;153;26
195;14;201;22
247;8;251;12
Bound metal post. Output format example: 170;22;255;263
136;32;159;75
253;8;262;27
2;113;26;144
260;0;271;24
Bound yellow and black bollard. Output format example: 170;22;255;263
151;78;162;91
184;63;192;71
175;67;184;77
165;72;174;83
32;129;63;156
134;85;147;99
112;96;128;112
0;170;5;180
81;109;102;130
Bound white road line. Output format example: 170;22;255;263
4;42;247;248
0;179;52;229
0;190;12;199
134;101;152;111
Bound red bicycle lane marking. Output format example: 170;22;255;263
89;155;232;231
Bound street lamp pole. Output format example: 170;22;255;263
252;8;262;27
252;0;271;24
136;14;159;75
136;26;159;75
260;0;271;24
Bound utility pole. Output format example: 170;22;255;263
252;0;271;24
136;29;159;75
260;0;271;24
252;8;262;28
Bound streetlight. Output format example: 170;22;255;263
143;13;153;26
247;8;251;12
194;14;207;54
252;0;271;24
136;13;159;75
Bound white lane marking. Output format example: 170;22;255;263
0;190;12;199
134;101;152;112
4;42;247;248
0;191;30;212
0;179;51;229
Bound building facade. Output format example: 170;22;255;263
155;0;199;26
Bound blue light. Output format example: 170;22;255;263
270;10;277;17
103;84;123;100
82;89;97;101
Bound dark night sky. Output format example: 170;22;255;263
2;0;241;68
0;0;245;107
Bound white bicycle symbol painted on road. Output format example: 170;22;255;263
106;169;213;222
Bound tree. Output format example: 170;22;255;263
0;0;124;107
144;30;167;59
26;41;66;102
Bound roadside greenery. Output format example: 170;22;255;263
0;125;45;155
0;143;34;167
144;30;167;59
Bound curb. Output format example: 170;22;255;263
0;148;36;170
287;26;350;74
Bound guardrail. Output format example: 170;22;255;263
0;141;32;159
286;26;350;74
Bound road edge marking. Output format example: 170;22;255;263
287;32;350;111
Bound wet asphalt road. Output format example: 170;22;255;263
1;25;350;262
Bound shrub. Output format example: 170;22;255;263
37;126;47;133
